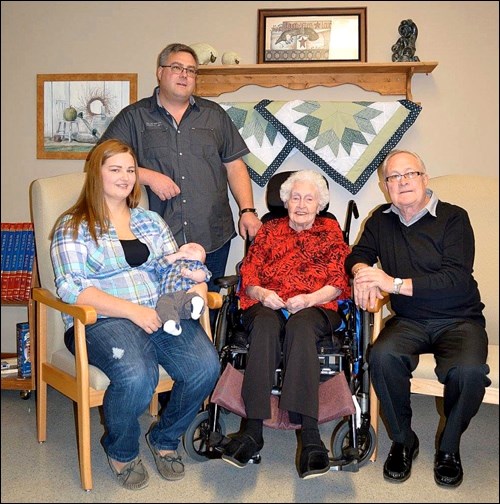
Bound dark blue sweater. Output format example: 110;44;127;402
345;201;485;326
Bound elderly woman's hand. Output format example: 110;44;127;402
247;286;286;310
285;294;311;314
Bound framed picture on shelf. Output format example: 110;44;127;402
257;7;367;64
37;73;137;160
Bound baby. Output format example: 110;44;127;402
156;242;212;335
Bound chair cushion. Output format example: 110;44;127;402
412;345;498;390
51;348;172;391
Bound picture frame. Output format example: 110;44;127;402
257;7;367;64
37;73;137;160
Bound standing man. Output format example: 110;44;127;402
100;43;261;297
345;150;490;488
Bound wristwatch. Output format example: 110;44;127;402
393;277;403;295
239;208;258;217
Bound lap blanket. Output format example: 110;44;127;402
221;100;421;193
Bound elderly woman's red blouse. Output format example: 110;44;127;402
239;216;351;311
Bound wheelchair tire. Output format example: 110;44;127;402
330;419;376;468
182;410;226;462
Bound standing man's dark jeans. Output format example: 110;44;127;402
205;240;231;331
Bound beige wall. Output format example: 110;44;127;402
1;1;498;350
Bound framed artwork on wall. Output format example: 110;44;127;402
36;73;137;160
257;7;367;64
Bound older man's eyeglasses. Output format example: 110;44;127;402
385;171;424;183
161;64;198;77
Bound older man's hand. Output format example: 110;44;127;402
353;267;388;310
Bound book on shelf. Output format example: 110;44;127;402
6;223;22;300
11;223;29;301
18;223;35;302
1;223;15;300
17;322;31;378
1;224;9;273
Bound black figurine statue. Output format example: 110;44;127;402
391;19;420;62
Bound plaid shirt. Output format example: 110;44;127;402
158;259;212;296
51;207;178;331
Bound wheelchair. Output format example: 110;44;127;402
182;171;377;471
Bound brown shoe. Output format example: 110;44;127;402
146;431;185;481
106;455;149;490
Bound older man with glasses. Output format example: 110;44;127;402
345;149;490;488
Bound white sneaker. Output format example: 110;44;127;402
163;320;182;336
190;296;205;320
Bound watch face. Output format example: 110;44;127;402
393;277;403;294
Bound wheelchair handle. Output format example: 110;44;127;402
343;200;359;245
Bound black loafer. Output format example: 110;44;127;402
383;433;419;483
221;432;264;468
434;450;463;487
298;442;330;479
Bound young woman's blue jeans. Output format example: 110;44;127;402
65;317;220;463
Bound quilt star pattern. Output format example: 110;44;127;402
220;100;422;193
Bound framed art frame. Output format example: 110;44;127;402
257;7;367;64
37;73;137;160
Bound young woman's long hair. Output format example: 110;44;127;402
55;139;142;243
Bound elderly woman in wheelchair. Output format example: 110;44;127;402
220;170;351;479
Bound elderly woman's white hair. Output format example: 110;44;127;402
279;170;330;211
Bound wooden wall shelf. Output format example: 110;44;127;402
196;61;438;101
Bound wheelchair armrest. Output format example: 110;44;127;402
32;287;97;325
214;275;239;290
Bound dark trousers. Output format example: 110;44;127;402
240;304;341;420
369;317;490;452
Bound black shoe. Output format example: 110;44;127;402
383;433;419;483
298;441;330;479
434;451;463;487
221;432;264;468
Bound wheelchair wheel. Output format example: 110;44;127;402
331;419;376;468
182;410;226;462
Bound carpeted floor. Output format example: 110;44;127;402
1;388;498;503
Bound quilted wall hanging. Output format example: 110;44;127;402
221;100;422;194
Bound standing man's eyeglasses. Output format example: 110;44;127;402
161;64;198;77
